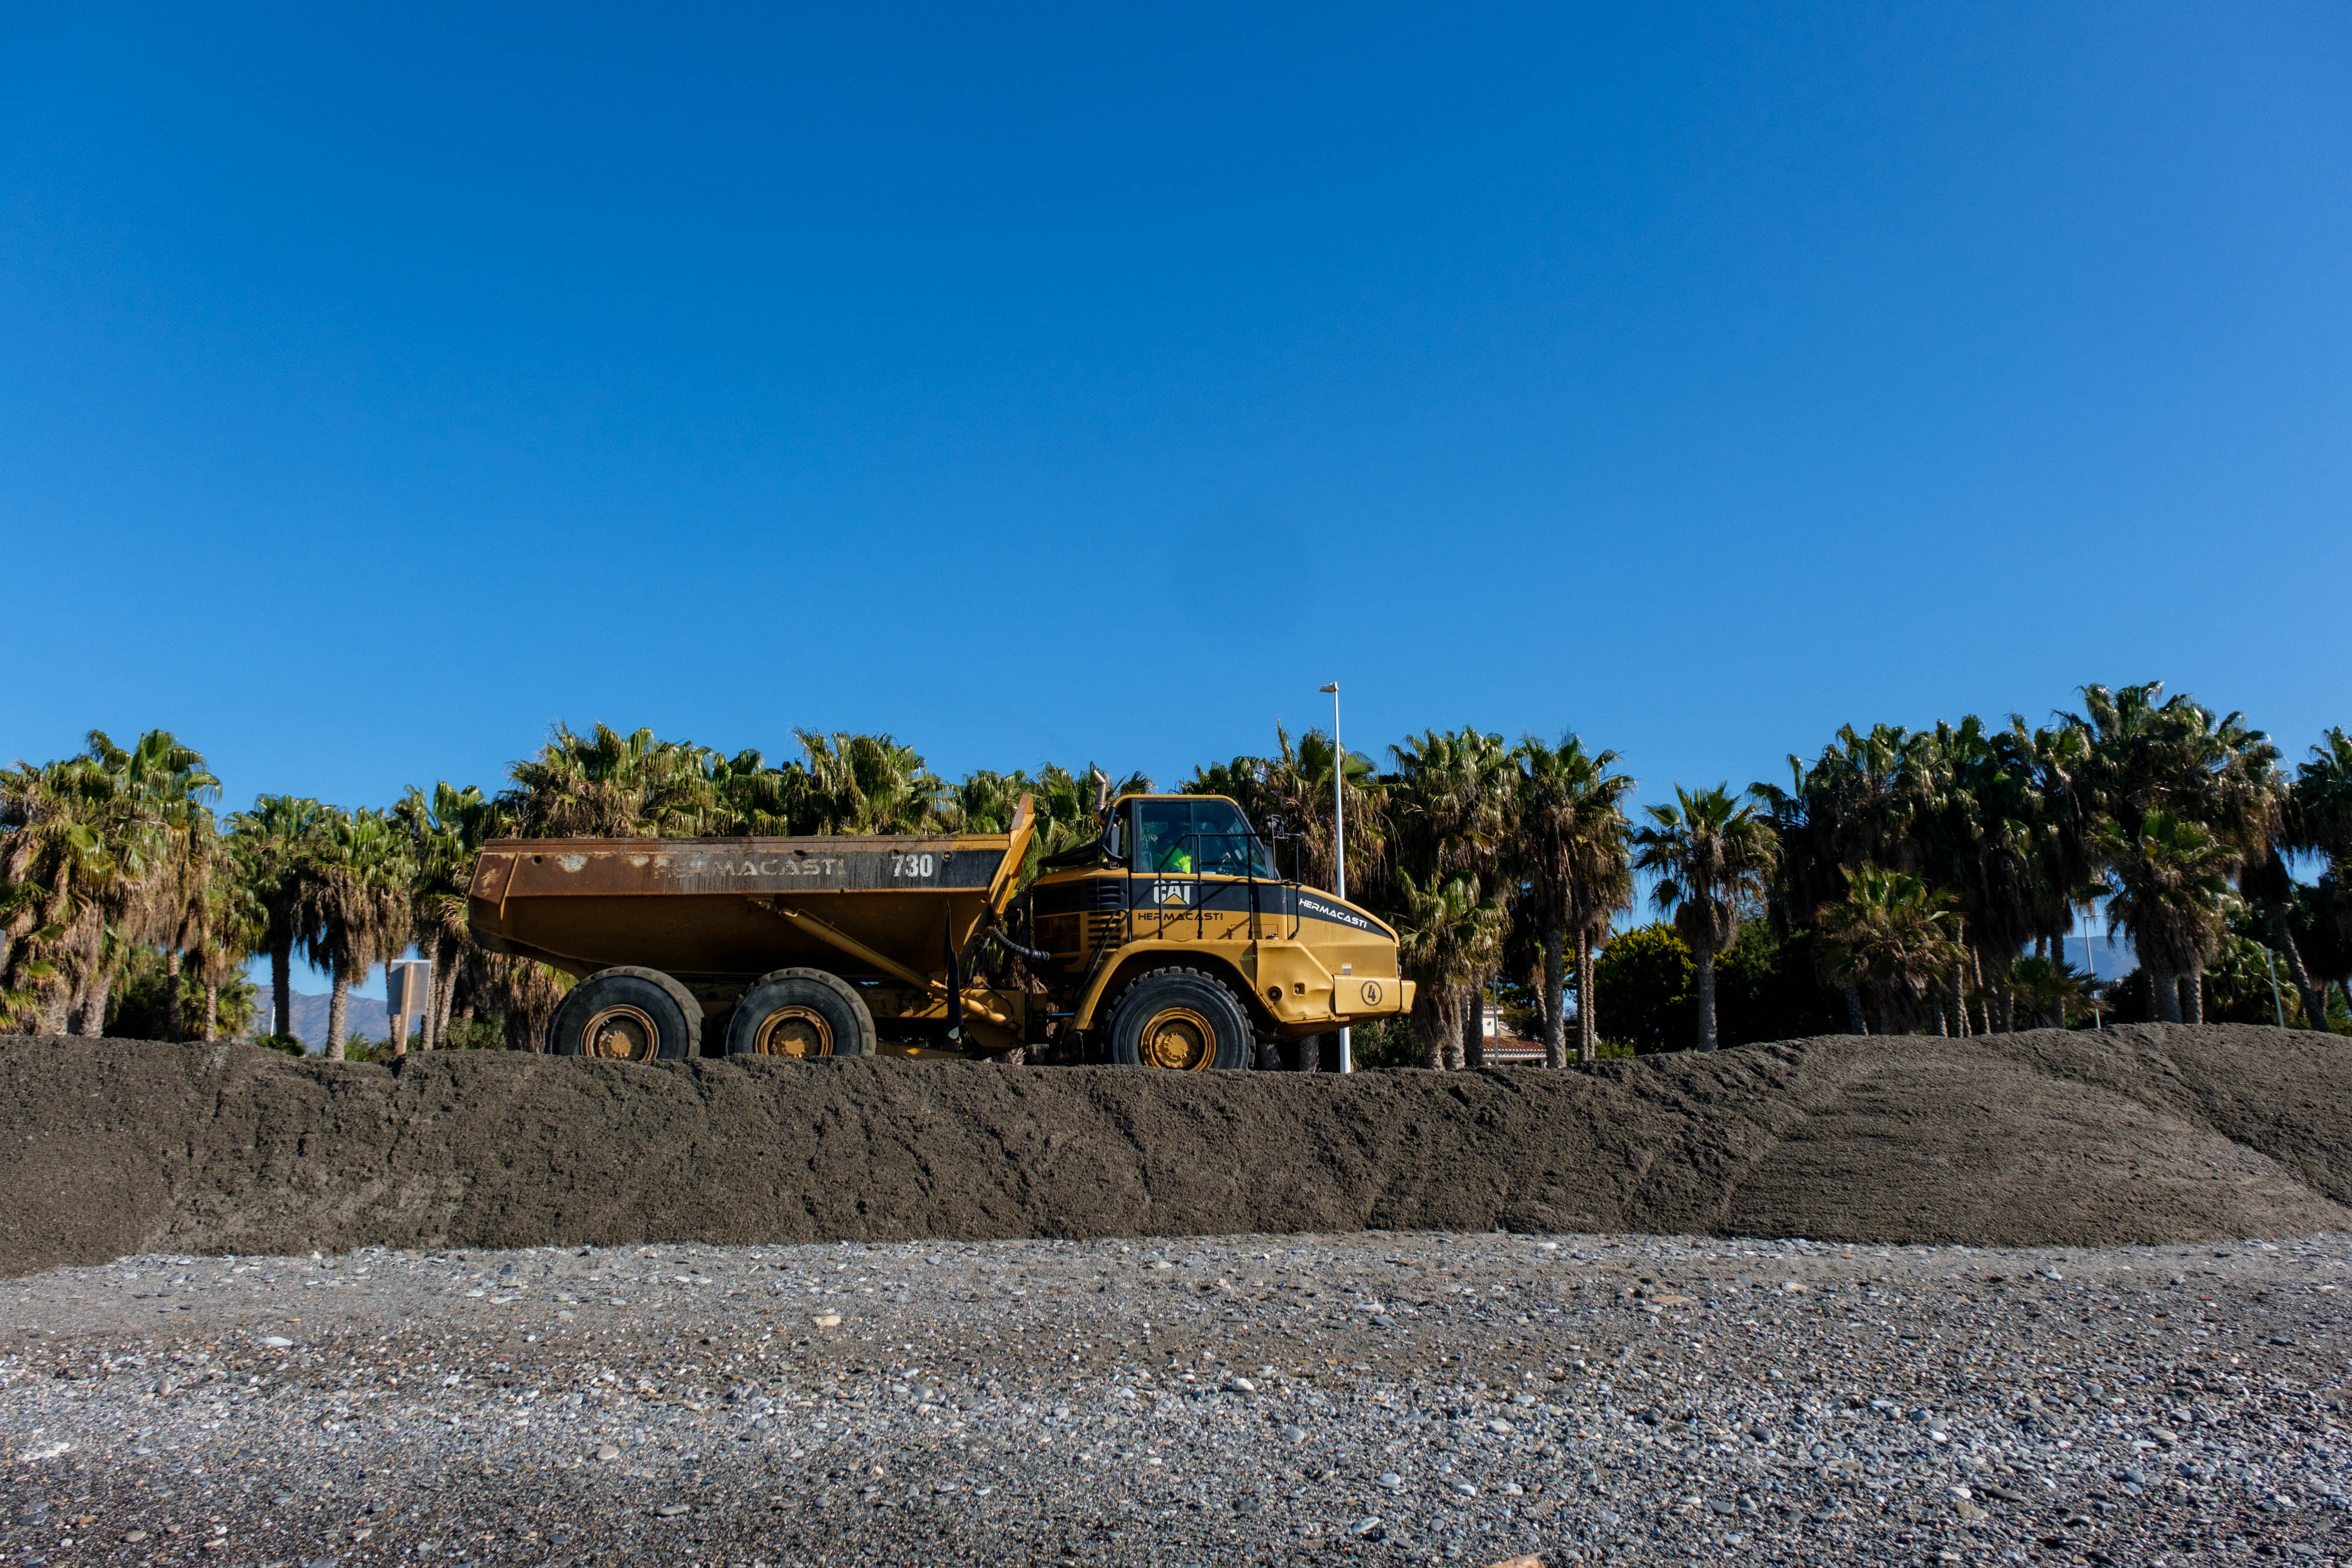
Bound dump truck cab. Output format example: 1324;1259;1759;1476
1031;793;1413;1068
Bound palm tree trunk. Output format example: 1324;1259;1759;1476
1411;988;1448;1069
1844;984;1867;1035
421;938;449;1051
202;983;219;1042
430;941;460;1049
2269;908;2329;1029
38;978;69;1035
326;968;350;1060
78;977;111;1036
165;950;184;1042
1542;920;1567;1070
2180;968;2204;1026
1933;985;1949;1037
1953;969;1971;1037
1463;985;1485;1068
271;941;293;1041
1695;948;1718;1053
1577;930;1596;1064
2149;961;2183;1024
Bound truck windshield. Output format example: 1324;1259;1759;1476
1134;800;1277;879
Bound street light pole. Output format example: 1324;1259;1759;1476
1320;681;1349;1074
2076;902;2102;1031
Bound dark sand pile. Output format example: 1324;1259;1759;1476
2;1024;2346;1275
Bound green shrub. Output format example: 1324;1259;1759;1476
1592;923;1696;1054
437;1014;509;1051
1349;1015;1421;1070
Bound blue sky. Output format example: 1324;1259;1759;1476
6;5;2347;995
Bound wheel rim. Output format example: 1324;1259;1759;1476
1138;1005;1216;1071
583;1004;660;1061
754;1004;834;1058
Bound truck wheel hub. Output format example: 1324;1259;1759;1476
1138;1005;1215;1071
584;1004;659;1061
754;1005;834;1058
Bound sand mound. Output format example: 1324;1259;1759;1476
2;1024;2346;1275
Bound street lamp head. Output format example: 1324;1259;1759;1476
1319;683;1338;694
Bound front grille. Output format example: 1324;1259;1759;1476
1036;877;1129;916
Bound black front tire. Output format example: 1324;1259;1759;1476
546;967;701;1061
725;968;877;1059
1107;968;1254;1071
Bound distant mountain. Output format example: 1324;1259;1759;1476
277;992;424;1052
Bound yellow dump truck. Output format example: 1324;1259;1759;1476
466;793;1413;1069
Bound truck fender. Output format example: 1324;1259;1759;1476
1075;947;1262;1032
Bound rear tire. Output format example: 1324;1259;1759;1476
547;967;701;1061
726;968;877;1059
1107;968;1252;1071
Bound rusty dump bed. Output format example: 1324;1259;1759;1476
467;800;1034;984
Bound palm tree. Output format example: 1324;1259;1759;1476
1390;728;1515;1063
229;795;327;1040
2009;953;2095;1029
0;731;209;1035
1508;733;1634;1066
940;770;1031;837
96;730;220;1041
2240;837;2331;1029
1753;723;1942;1031
789;731;947;834
0;871;44;1031
504;724;723;838
2295;728;2352;858
1392;869;1505;1068
2094;810;2240;1024
1633;785;1779;1052
1916;720;2003;1028
2286;728;2352;1028
2063;684;2293;1026
298;808;415;1059
476;951;569;1052
1030;764;1148;862
0;754;121;1032
186;848;261;1041
1187;727;1387;897
1814;865;1965;1034
394;782;503;1051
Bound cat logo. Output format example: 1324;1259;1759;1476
1359;980;1384;1008
1150;881;1193;907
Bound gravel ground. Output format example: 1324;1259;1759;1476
3;1229;2347;1566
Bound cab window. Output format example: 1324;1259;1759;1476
1133;799;1276;878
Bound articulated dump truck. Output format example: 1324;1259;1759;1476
466;793;1414;1069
